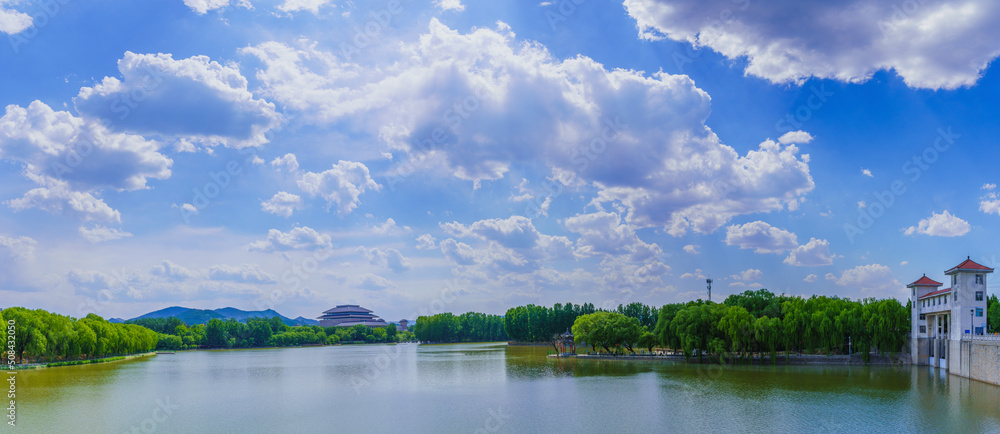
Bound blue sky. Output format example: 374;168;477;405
2;0;1000;322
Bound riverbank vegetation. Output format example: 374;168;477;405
413;312;508;343
1;307;158;365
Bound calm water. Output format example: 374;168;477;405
5;343;1000;433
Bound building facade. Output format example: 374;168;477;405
318;305;390;328
909;257;993;369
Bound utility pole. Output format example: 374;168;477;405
706;278;713;302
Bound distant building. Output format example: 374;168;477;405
909;257;993;370
318;305;390;328
396;319;409;332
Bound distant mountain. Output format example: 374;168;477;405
128;306;317;326
108;318;125;324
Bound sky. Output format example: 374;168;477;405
2;0;1000;323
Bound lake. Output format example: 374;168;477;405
7;343;1000;433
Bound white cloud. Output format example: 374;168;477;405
983;183;997;190
900;261;909;266
261;191;303;217
75;51;279;148
416;234;437;250
903;210;971;237
0;234;36;290
980;191;1000;215
683;244;700;254
297;160;380;215
0;101;171;192
277;0;331;14
182;0;251;15
360;247;411;273
862;168;873;177
7;177;122;223
247;226;333;252
371;218;411;235
804;274;818;283
0;1;31;34
564;212;661;261
783;238;834;267
680;268;706;279
827;264;901;294
79;225;133;243
724;221;798;254
858;201;866;208
435;0;465;11
778;131;813;145
150;260;196;281
243;20;813;234
439;238;477;265
730;268;763;281
207;264;277;284
623;0;1000;89
353;273;392;290
271;153;299;172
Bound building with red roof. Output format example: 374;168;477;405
908;257;993;370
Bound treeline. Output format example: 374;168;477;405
1;308;158;364
654;289;910;363
503;302;659;342
149;316;411;350
413;312;508;343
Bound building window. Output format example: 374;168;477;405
920;325;927;334
976;327;984;336
976;291;984;301
976;274;984;285
920;314;926;320
953;274;957;286
977;308;984;317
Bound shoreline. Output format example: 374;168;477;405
8;352;157;370
561;352;910;366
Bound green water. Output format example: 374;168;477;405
4;343;1000;433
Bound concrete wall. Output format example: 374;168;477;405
948;340;1000;386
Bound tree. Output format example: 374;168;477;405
204;318;228;348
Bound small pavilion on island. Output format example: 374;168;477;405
556;329;576;356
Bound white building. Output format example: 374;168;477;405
908;257;993;369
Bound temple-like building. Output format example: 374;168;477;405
318;305;390;328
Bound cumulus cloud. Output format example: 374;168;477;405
623;0;1000;89
271;153;299;172
247;226;333;252
150;260;196;281
435;0;464;11
371;218;411;235
277;0;331;14
804;274;818;283
903;210;971;237
75;51;279;148
0;101;171;192
208;264;277;284
261;191;303;217
243;20;813;234
79;225;133;243
0;234;36;290
725;221;798;254
0;1;32;34
683;244;700;254
778;131;813;145
297;160;380;215
730;268;763;281
360;247;411;273
827;264;901;293
7;176;122;223
680;268;706;279
981;190;1000;215
354;273;392;290
182;0;251;15
783;238;834;267
439;238;477;265
564;212;661;261
416;233;437;249
862;168;873;177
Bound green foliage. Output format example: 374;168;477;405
651;295;910;364
1;308;158;364
987;294;1000;334
413;312;508;343
503;303;595;342
571;312;645;354
125;317;184;334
